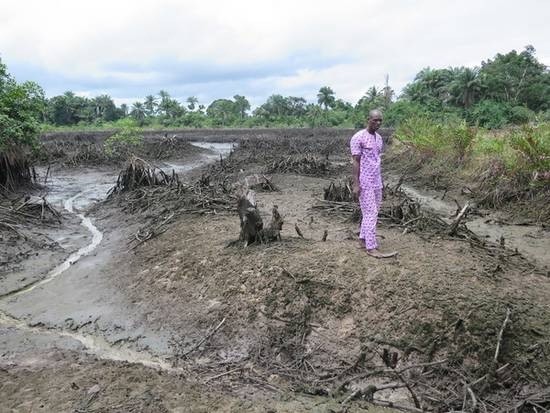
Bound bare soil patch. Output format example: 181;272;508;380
2;347;379;413
94;135;550;411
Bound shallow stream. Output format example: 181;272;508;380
397;182;550;269
0;142;234;371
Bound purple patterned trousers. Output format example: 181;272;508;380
359;187;382;250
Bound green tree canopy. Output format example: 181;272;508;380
448;67;482;109
36;45;549;130
92;94;119;122
317;86;336;110
130;101;146;126
186;96;198;111
479;45;550;111
207;99;237;126
233;95;250;119
0;58;45;149
144;95;158;117
402;67;453;109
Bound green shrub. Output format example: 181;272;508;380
395;117;477;161
537;110;550;122
383;101;429;127
509;106;535;125
1;59;45;189
0;60;45;150
472;131;519;172
445;120;477;161
509;123;550;175
467;100;510;129
104;118;143;158
472;124;550;182
394;117;443;154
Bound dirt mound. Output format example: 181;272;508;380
1;150;37;191
109;157;179;194
0;193;67;295
266;155;331;176
110;199;550;411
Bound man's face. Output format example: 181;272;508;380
367;113;383;131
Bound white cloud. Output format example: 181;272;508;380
1;0;549;105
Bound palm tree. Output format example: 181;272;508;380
405;67;452;104
130;102;146;125
164;99;185;119
186;96;198;111
449;67;481;109
158;90;170;100
158;90;171;116
317;86;335;110
233;95;250;119
306;104;325;127
365;86;380;103
261;95;289;118
403;81;429;103
144;95;158;117
207;99;235;126
287;96;307;117
119;103;129;117
356;86;385;113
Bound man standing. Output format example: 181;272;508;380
350;109;397;258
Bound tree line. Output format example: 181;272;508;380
2;46;550;149
398;45;550;128
41;46;549;130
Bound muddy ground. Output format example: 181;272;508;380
1;129;550;412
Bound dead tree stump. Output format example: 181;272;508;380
259;205;283;243
237;192;284;246
238;191;263;247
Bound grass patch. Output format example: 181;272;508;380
393;120;550;220
394;118;477;162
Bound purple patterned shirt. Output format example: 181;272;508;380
350;129;383;189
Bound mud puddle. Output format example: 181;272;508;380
161;141;235;173
0;310;177;372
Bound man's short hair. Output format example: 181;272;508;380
368;109;383;119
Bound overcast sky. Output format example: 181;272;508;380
1;0;548;108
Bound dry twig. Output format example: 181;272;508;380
181;318;226;358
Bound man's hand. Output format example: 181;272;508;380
351;155;361;201
352;183;361;200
